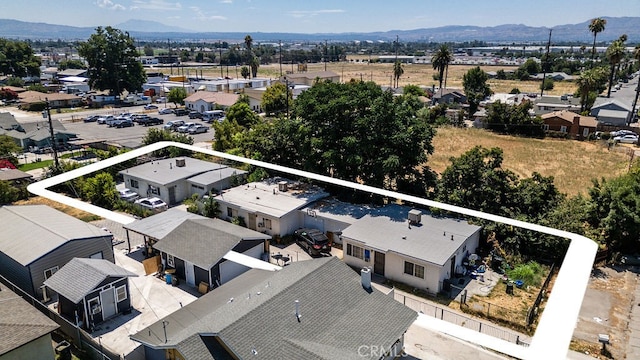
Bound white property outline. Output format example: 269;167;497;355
28;141;597;360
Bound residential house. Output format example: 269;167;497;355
533;95;581;116
0;112;20;132
279;71;340;86
0;168;33;184
530;72;574;81
153;218;271;289
243;84;311;113
214;178;329;237
18;91;83;109
130;257;417;360
431;88;467;105
590;98;632;126
0;284;59;360
299;198;374;245
0;117;76;151
119;157;244;205
184;91;239;113
186;167;247;197
541;110;598;139
191;78;271;93
0;205;114;300
56;69;88;79
341;206;482;295
43;258;137;331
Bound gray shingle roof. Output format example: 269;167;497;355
0;205;112;266
43;258;137;303
123;208;206;240
131;257;417;360
152;219;271;270
341;205;482;266
0;284;59;355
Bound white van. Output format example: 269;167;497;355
202;110;225;123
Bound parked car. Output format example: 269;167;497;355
188;111;203;119
118;188;139;202
177;122;197;133
106;116;126;127
139;117;163;126
158;108;174;115
174;108;189;116
164;120;185;131
135;197;168;212
156;96;167;104
187;124;209;134
294;228;331;256
144;104;158;110
115;119;134;128
97;115;114;124
83;115;100;122
610;130;637;137
613;134;639;144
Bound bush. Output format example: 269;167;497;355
540;78;554;91
507;261;543;286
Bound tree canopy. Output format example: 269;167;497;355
0;38;41;78
462;66;492;116
167;87;187;106
0;134;22;166
484;100;544;137
78;26;146;96
262;82;290;116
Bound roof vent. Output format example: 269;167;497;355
175;158;186;167
361;267;372;291
408;209;422;225
294;300;301;322
278;181;288;192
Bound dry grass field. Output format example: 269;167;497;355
428;127;633;197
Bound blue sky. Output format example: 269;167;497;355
4;0;640;33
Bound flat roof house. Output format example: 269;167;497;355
341;206;482;295
0;205;114;300
131;257;417;360
214;178;329;237
119;157;244;205
43;258;137;331
153;218;271;289
0;284;59;360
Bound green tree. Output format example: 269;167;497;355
57;59;86;71
211;118;244;152
0;180;21;205
26;83;48;93
226;101;259;128
250;56;260;78
141;128;194;157
78;26;146;96
82;172;118;209
484;100;544;137
520;58;541;76
202;196;221;218
630;45;640;123
244;35;253;63
540;78;554;91
143;44;154;56
462;66;492;116
167;87;187;106
0;38;41;78
575;67;607;112
6;77;24;87
589;17;607;64
393;60;404;88
402;84;426;97
262;82;290;116
431;45;452;91
605;38;626;98
240;66;250;79
0;135;21;166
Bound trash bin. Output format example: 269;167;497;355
165;273;172;285
172;275;179;286
506;281;514;295
55;341;71;360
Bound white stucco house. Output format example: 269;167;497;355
214;178;329;237
341;206;482;295
184;91;239;113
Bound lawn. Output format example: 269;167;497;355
428;127;633;197
18;159;53;171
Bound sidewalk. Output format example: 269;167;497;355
627;271;640;359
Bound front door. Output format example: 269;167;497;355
100;288;117;319
450;255;456;279
374;251;385;276
184;261;195;286
168;186;176;204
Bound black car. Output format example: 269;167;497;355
188;111;203;119
115;119;134;128
174;108;189;116
294;228;331;256
83;115;100;122
138;117;163;126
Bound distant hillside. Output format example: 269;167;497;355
0;17;638;43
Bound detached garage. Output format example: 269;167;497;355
152;219;271;290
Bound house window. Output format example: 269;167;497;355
88;297;101;315
404;261;425;279
583;128;590;137
191;184;204;190
543;124;549;131
560;125;567;133
227;207;238;218
44;266;59;280
263;218;272;230
346;243;364;259
167;254;175;267
115;285;127;302
148;185;160;196
130;179;139;189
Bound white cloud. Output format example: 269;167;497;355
130;0;182;11
287;9;345;18
96;0;126;10
220;0;233;3
189;6;227;21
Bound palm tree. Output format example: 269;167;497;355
576;69;597;113
605;39;625;98
432;45;452;92
588;17;607;65
629;45;640;124
393;60;404;88
244;35;253;77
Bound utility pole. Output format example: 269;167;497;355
219;41;223;78
279;41;283;77
44;98;59;171
394;35;399;88
540;29;552;97
324;40;328;71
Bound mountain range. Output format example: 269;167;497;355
0;17;638;43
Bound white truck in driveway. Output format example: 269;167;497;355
122;95;152;106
